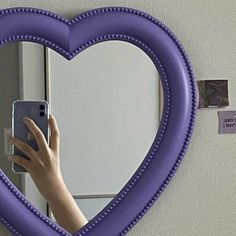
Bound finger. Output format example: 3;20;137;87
48;114;60;153
23;117;48;150
8;155;31;171
10;138;36;160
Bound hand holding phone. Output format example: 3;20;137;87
9;104;89;232
9;107;65;199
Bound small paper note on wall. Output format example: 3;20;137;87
218;111;236;134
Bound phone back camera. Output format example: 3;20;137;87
40;111;45;117
40;104;45;110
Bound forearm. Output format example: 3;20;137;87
46;183;88;234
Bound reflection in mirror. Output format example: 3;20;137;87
0;42;21;191
0;40;163;234
47;41;162;221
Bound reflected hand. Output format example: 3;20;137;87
8;114;88;233
8;114;65;200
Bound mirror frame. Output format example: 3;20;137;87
0;6;198;236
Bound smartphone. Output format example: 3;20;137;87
12;100;49;173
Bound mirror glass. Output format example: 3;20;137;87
0;40;163;229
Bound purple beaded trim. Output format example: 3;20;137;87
0;171;70;236
0;214;23;236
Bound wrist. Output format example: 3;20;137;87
45;183;75;216
41;175;69;202
45;183;70;203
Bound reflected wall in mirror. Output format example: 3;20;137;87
0;40;163;226
47;40;163;220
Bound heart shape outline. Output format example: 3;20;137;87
0;6;198;236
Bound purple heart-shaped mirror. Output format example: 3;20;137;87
0;6;198;236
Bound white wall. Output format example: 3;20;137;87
48;41;160;220
0;1;235;235
48;41;159;195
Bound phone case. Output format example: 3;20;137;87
12;100;49;173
